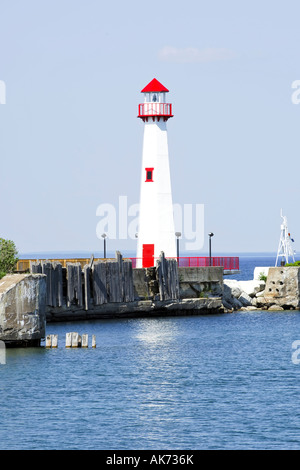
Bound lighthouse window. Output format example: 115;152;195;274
152;94;157;102
145;168;154;182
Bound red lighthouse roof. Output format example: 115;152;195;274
141;78;169;93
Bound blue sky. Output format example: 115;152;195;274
0;0;299;256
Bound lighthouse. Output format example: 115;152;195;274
136;78;176;268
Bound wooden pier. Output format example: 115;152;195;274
14;252;225;323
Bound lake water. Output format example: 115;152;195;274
1;311;300;450
1;254;300;450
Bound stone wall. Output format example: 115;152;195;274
0;274;46;345
263;267;300;309
179;266;223;299
132;266;223;300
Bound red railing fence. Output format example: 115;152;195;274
128;257;239;271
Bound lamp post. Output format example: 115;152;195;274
101;233;107;259
175;232;181;263
208;232;214;266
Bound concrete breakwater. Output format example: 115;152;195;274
223;267;300;311
0;273;46;346
0;251;226;345
32;252;225;322
2;253;299;346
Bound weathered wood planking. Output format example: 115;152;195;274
92;261;108;305
31;261;63;307
66;262;83;307
31;253;135;309
156;252;179;301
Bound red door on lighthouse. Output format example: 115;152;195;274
142;244;154;268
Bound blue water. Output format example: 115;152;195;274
1;312;300;450
1;253;300;450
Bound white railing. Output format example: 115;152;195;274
138;103;173;117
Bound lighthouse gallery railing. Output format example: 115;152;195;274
138;103;173;117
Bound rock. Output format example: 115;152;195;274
268;305;284;311
222;283;243;310
264;267;300;309
256;289;266;298
240;306;259;311
223;280;242;298
256;296;267;308
222;298;234;310
238;292;253;307
231;296;244;309
0;274;46;346
238;280;265;298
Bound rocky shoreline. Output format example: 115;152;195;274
223;267;300;312
223;278;268;312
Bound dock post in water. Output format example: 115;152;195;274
46;335;52;348
65;332;72;348
71;332;79;347
82;334;88;348
51;334;58;348
46;334;58;348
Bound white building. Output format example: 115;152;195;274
136;78;176;267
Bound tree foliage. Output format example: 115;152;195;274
0;238;19;278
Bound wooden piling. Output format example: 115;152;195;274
92;334;96;348
106;260;122;302
123;259;135;302
30;261;42;274
65;332;72;348
51;334;58;348
46;334;58;348
67;263;83;307
83;265;91;311
46;335;52;348
82;334;88;348
92;261;107;305
53;262;63;307
156;252;180;301
71;332;79;347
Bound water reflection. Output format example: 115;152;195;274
133;317;179;347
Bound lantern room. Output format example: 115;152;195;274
138;78;173;121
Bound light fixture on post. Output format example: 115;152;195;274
175;232;181;263
101;233;107;259
208;232;214;266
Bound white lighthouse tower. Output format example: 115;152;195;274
136;78;176;268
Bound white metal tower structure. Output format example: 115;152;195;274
136;78;176;268
275;210;295;266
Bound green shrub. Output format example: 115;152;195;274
258;272;267;282
0;238;19;277
285;260;300;267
